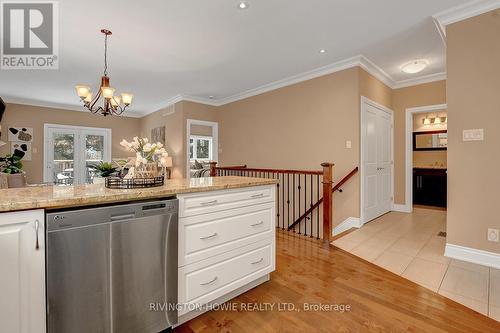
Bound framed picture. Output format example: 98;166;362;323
8;127;33;142
151;126;165;145
11;142;32;161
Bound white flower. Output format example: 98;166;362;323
156;142;163;149
133;136;139;142
142;137;149;143
143;143;152;152
120;139;129;147
131;141;140;149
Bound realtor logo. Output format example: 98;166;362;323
1;1;59;69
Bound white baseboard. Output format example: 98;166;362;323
392;204;412;213
333;217;361;236
445;243;500;269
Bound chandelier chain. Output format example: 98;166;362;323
104;33;108;76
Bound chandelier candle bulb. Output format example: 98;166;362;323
110;96;121;107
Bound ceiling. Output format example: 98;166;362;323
0;0;488;116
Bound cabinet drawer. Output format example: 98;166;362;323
178;185;274;217
179;203;274;266
178;240;274;313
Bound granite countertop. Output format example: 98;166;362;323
413;166;447;170
0;176;278;212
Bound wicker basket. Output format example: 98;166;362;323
105;176;164;189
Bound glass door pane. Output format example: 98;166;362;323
84;134;105;184
52;132;76;185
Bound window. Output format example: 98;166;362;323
189;135;213;161
44;124;111;185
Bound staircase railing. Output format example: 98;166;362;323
209;162;358;245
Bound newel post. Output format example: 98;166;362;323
209;161;217;177
321;162;334;246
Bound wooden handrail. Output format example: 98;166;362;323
215;166;323;175
287;167;358;234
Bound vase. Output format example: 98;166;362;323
93;176;105;185
135;162;160;178
6;173;27;188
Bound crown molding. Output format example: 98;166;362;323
214;55;363;106
433;0;500;33
392;72;447;89
358;56;394;88
2;95;144;118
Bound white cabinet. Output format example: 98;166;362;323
177;185;276;319
0;210;46;333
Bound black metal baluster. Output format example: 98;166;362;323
317;175;320;239
310;174;313;237
297;175;301;234
304;174;307;236
292;174;296;231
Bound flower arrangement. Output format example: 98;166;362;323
120;137;170;167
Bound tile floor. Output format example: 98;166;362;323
332;207;500;322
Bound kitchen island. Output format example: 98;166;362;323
0;176;277;333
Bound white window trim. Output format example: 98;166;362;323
186;119;218;178
190;135;213;161
43;124;112;184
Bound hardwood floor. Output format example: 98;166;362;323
175;231;500;333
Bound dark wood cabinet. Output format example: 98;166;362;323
413;168;447;207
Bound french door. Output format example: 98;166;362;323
361;99;394;223
44;124;111;185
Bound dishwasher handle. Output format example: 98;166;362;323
110;213;136;221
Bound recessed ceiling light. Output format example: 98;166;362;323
319;49;327;54
401;60;428;74
209;96;215;99
238;1;249;9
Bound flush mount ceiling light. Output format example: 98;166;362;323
75;29;133;116
401;59;428;74
238;1;249;9
319;49;327;54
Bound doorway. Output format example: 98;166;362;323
404;104;447;212
44;124;111;185
360;97;394;224
186;119;218;178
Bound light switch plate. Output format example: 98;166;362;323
345;140;352;149
463;129;484;141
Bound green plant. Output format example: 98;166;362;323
0;154;23;174
89;161;117;177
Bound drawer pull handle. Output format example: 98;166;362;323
200;232;218;240
35;219;40;251
250;193;264;198
251;221;264;227
200;200;218;206
251;258;264;265
200;276;218;286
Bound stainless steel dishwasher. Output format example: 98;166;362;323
46;199;178;333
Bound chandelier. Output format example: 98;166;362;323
75;29;133;116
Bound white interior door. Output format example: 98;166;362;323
44;125;111;185
362;101;393;223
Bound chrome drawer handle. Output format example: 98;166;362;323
250;221;264;227
200;200;218;206
200;276;218;286
35;219;40;250
200;232;218;240
250;193;264;198
251;258;264;265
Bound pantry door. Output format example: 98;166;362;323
44;124;111;185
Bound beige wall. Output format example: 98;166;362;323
190;125;213;137
139;101;218;178
392;81;447;204
218;67;391;227
447;10;500;254
0;103;140;183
